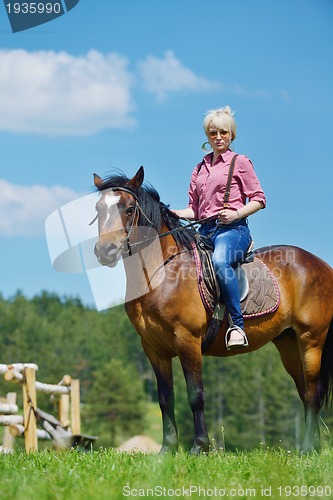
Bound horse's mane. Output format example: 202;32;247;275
96;171;196;252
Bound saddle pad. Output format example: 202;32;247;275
192;240;280;319
240;258;280;319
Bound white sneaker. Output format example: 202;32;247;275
225;326;249;350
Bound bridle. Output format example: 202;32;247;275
91;186;155;257
91;186;215;257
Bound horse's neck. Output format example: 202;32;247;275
123;222;175;302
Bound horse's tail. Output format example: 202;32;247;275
318;317;333;409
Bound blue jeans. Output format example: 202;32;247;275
199;219;251;329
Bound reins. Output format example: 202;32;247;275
92;186;217;253
128;210;216;251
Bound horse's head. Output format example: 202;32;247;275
93;167;144;267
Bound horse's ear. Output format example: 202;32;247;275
93;173;104;190
128;166;144;189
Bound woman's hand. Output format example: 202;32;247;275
218;201;263;225
218;209;240;225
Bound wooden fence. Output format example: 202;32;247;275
0;363;94;453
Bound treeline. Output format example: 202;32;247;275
0;291;332;450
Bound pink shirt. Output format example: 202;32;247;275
188;149;266;219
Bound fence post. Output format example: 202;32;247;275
59;393;70;428
2;392;17;451
58;374;71;428
70;379;81;435
23;367;38;452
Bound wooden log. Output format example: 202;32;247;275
50;373;72;400
2;393;17;451
0;414;24;425
0;402;19;415
9;424;51;440
38;428;53;441
4;369;23;384
34;381;70;395
59;374;72;386
37;408;62;427
70;379;81;435
9;424;25;436
23;367;38;452
0;363;38;375
4;369;70;395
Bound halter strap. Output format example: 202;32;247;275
108;186;140;203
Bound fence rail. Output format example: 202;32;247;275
0;363;89;453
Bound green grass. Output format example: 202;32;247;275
1;448;333;499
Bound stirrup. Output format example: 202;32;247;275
225;326;249;350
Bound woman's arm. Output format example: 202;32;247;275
219;201;264;225
237;200;264;219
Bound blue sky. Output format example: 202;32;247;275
0;0;332;307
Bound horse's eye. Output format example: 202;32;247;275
126;207;135;216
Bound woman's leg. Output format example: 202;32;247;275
212;226;250;329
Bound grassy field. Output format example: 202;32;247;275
1;447;333;499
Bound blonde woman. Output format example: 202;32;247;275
173;106;266;349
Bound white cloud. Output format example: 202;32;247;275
0;48;279;136
137;50;222;101
0;49;135;136
0;179;78;236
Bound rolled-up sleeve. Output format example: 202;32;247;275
236;155;266;208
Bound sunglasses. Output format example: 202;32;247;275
207;129;230;138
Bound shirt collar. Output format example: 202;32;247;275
203;148;233;165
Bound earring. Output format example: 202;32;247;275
201;142;212;152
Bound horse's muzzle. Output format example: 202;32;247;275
94;241;120;267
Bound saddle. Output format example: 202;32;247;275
192;235;280;353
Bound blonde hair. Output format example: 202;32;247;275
203;106;237;141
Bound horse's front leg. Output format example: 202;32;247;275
141;340;178;453
176;336;210;454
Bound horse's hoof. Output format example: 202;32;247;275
190;442;209;455
300;446;320;455
159;443;178;454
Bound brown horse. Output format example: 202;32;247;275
93;167;333;453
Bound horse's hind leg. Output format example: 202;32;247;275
273;330;305;401
273;329;320;452
297;333;323;453
175;336;209;454
141;340;178;453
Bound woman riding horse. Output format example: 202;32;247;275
173;106;266;350
92;167;333;455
